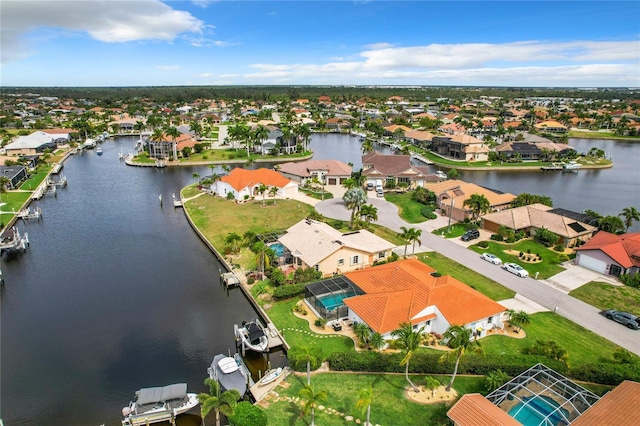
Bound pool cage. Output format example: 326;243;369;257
304;276;364;322
486;363;600;426
257;230;291;266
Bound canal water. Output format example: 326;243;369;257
0;137;276;426
1;133;638;425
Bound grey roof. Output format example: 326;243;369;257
136;383;187;405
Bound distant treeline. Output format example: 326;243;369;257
1;85;638;104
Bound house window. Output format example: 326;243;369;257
338;259;344;266
378;251;386;259
296;258;302;266
351;255;359;265
314;265;319;271
426;320;431;326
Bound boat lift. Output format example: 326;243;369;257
16;206;43;221
47;173;68;187
0;226;29;255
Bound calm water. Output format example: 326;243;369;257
0;137;274;426
310;134;640;232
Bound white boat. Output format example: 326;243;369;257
207;353;248;395
96;147;103;155
234;319;269;353
83;138;96;149
121;383;198;426
103;131;110;139
258;367;283;386
434;170;447;179
563;161;581;171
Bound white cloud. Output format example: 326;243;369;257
156;65;181;71
182;36;233;48
1;0;205;64
191;0;218;8
243;39;639;86
363;42;396;50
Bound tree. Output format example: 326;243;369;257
359;204;378;228
361;138;374;154
256;183;268;206
198;377;241;426
399;226;420;258
598;215;625;234
409;228;422;255
369;332;385;350
192;172;200;183
356;385;373;426
619;207;640;232
391;322;425;392
484;370;510;392
0;176;10;193
511;193;553;208
252;241;273;279
353;322;372;348
225;232;242;254
343;187;367;229
463;193;490;221
447;169;459;180
509;310;530;333
441;325;483;391
424;376;442;397
268;186;278;205
228;401;268;426
299;384;327;426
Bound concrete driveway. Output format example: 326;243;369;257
313;196;640;356
540;262;620;294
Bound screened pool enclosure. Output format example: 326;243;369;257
305;276;364;321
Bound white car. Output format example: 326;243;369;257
503;262;529;278
481;253;502;265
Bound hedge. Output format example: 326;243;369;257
288;346;323;372
570;363;640;386
273;283;306;300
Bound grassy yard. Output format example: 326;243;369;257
383;192;429;223
468;239;566;279
432;223;467;238
264;373;484;426
482;312;636;366
569;281;640;314
0;191;31;224
178;148;312;163
19;165;52;190
299;187;334;200
417;252;515;301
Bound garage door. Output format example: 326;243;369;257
578;254;607;274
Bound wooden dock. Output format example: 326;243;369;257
221;271;240;288
265;322;284;350
249;367;291;402
541;163;563;171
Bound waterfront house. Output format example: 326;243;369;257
481;204;597;247
146;134;179;160
2;131;56;156
575;231;640;276
361;152;435;189
213;167;297;202
0;165;28;189
277;219;395;277
534;120;568;133
277;159;352;187
341;259;506;339
430;134;489;162
426;179;515;222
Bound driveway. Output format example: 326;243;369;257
314;197;640;356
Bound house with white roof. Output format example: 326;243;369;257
278;219;395;276
2;131;57;156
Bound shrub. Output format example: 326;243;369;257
619;273;640;288
228;401;268;426
519;252;524;257
421;205;437;219
315;318;327;328
293;303;307;315
247;277;255;285
570;363;640;385
491;234;504;241
554;244;565;252
288;346;322;371
477;241;489;248
534;227;560;247
273;283;305;300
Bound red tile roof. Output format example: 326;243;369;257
447;393;521;426
344;259;505;334
572;381;640;426
220;168;293;191
575;231;640;268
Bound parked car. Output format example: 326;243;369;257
481;253;502;265
604;309;640;330
460;229;480;242
376;189;384;198
366;182;374;191
503;262;529;278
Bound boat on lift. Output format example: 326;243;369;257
121;383;198;426
234;319;269;353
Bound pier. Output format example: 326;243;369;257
0;226;29;255
221;271;240;288
16;207;42;221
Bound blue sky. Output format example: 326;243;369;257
1;0;639;87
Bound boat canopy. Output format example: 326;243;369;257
247;322;265;343
137;383;187;405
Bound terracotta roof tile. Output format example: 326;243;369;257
220;168;293;192
575;231;640;268
447;393;521;426
572;381;640;426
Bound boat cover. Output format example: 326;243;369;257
211;354;247;395
218;357;239;373
137;383;187;405
247;322;265;343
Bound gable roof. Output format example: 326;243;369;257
278;219;395;267
220;168;293;192
447;393;521;426
575;231;640;268
571;381;640;426
343;259;505;334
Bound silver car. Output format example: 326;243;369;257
481;253;502;265
503;262;529;278
604;310;640;330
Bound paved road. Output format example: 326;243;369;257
315;197;640;356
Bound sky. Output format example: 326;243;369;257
1;0;639;88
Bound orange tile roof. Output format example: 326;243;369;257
426;179;515;208
572;381;640;426
575;231;640;268
220;168;293;192
447;394;521;426
344;259;505;334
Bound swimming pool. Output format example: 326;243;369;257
508;395;569;426
317;292;350;311
268;243;286;257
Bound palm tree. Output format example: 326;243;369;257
298;346;316;385
359;204;378;228
510;310;530;333
369;332;385;351
197;377;241;426
409;228;422;255
192;172;200;184
0;176;10;193
353;322;371;348
424;376;441;397
268;186;278;205
343;187;367;229
441;325;483;391
252;241;272;279
256;183;268;206
619;207;640;232
252;124;269;155
484;369;510;392
391;322;425;392
299;384;327;426
463;193;490;221
361;138;374;154
133;120;145;140
224;232;242;254
399;226;413;258
356;385;373;426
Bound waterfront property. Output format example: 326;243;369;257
481;203;598;247
430;134;489;162
0;165;28;189
309;258;507;340
575;231;640;276
212;167;298;202
1;131;57;156
277;159;352;187
361;151;439;189
277;218;395;276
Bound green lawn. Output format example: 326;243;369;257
0;191;31;225
178;148;312;163
482;312;637;366
384;192;429;223
468;239;566;279
569;281;640;314
432;223;468;238
264;373;484;426
299;187;334;200
19;165;52;190
417;252;515;301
